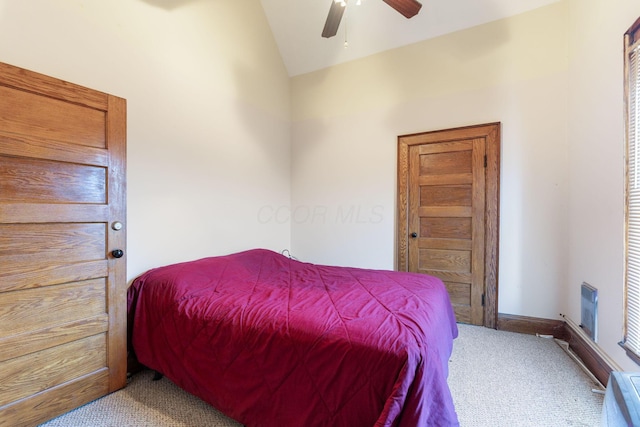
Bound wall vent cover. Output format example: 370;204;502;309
581;282;598;342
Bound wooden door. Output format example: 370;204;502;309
0;62;127;426
398;123;499;327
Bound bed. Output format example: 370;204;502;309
127;248;459;427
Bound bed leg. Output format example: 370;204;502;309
152;371;163;381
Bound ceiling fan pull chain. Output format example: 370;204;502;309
344;12;349;48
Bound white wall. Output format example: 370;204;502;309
0;0;292;280
566;0;640;371
291;3;571;320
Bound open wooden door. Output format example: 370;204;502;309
398;123;499;328
0;62;127;426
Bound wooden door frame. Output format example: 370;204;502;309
397;122;500;328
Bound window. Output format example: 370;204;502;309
623;17;640;364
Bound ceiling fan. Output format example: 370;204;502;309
322;0;423;38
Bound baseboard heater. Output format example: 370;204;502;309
581;282;597;341
602;371;640;426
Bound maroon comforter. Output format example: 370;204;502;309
128;249;459;426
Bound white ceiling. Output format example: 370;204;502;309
260;0;560;76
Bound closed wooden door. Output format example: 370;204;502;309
0;62;127;426
398;123;499;327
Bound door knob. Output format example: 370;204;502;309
411;232;418;238
111;249;124;258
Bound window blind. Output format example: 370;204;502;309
624;24;640;362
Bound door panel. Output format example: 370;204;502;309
1;223;106;263
398;123;500;328
421;185;472;207
0;156;107;203
0;335;107;405
0;62;126;427
2;371;110;427
420;148;472;175
0;279;107;336
421;217;472;239
0;85;106;148
420;248;472;272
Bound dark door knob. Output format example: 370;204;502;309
111;249;124;258
411;232;418;238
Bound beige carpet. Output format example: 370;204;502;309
448;324;603;426
39;324;604;426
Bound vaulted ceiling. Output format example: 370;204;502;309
260;0;560;76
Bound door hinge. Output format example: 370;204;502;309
484;155;487;168
481;293;485;306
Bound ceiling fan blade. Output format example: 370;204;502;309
322;1;346;38
382;0;422;19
